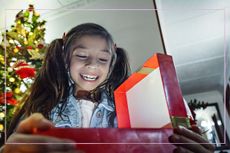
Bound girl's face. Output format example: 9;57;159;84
69;35;112;93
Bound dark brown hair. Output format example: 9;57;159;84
7;23;130;136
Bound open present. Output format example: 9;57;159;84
34;53;191;153
114;53;191;128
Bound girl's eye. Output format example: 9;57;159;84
98;58;108;63
76;55;87;59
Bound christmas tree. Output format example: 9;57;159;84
0;4;47;143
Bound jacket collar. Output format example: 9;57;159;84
67;88;115;112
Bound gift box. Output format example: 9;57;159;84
32;53;188;153
35;128;176;153
114;53;190;128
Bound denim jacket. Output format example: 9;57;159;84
50;91;117;128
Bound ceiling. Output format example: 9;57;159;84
0;0;229;96
155;0;229;95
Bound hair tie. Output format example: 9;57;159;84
62;32;66;40
114;43;117;51
62;32;66;50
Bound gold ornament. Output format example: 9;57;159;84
0;112;5;118
9;39;14;44
9;77;15;82
14;88;21;94
35;12;40;16
14;47;19;53
0;55;4;63
0;124;3;131
21;29;26;37
24;40;28;45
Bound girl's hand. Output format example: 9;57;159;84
169;125;215;153
3;113;82;153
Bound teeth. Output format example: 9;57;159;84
82;74;97;81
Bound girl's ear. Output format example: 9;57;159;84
67;70;75;86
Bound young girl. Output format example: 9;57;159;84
2;23;214;153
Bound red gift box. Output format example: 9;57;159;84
35;128;175;153
114;53;190;128
32;53;189;153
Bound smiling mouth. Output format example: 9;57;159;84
81;74;98;81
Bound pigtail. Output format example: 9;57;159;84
7;39;69;136
112;47;130;88
27;39;69;116
106;47;130;127
106;47;131;99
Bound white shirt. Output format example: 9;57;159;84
78;99;96;127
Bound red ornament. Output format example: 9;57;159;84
14;61;36;79
37;44;44;49
27;46;33;50
0;92;17;105
15;67;35;79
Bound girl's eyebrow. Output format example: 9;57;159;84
74;44;87;50
74;44;110;54
101;49;110;53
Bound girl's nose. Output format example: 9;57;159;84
86;58;98;69
87;65;97;69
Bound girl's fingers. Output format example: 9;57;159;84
5;143;76;153
173;126;205;143
8;133;75;144
6;113;83;153
190;125;202;135
16;113;54;134
173;126;215;151
169;133;214;153
6;133;77;153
